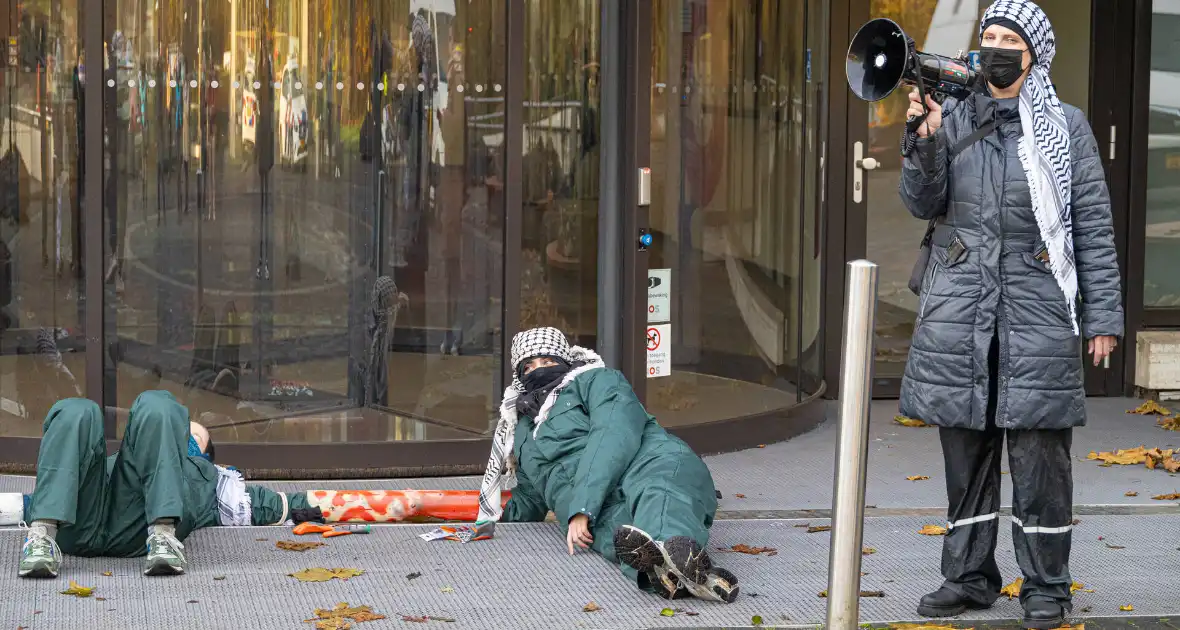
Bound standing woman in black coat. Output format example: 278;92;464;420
897;1;1123;627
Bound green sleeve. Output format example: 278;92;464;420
568;369;647;526
504;468;548;523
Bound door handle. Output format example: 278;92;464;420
852;141;877;204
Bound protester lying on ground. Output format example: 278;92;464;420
2;391;321;579
475;327;739;603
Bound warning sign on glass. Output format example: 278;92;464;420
646;323;670;378
647;268;670;324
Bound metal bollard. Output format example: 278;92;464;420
825;260;879;630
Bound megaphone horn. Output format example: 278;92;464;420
845;17;978;103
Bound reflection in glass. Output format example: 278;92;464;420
1145;1;1180;308
648;0;820;425
0;0;86;435
519;0;600;346
106;0;505;443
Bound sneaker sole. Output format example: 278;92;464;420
18;564;58;579
663;536;711;586
706;567;741;604
143;560;185;576
613;525;663;573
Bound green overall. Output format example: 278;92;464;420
502;368;718;587
26;391;308;557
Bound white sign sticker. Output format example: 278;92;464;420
646;323;671;378
647;268;671;323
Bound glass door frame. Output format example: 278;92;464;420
828;0;1135;399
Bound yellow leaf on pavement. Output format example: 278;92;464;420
906;476;930;481
863;547;877;555
1071;581;1094;594
918;524;947;536
1152;493;1180;500
289;568;364;582
583;602;601;612
1125;491;1139;497
1158;416;1180;431
1001;578;1023;599
1088;447;1149;466
1129;400;1170;415
60;581;94;598
1120;604;1134;612
894;415;930;428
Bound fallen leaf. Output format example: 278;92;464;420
187;600;199;604
1153;493;1180;500
1071;582;1095;594
306;603;386;628
1089;446;1150;466
906;475;930;481
1072;518;1082;525
807;525;832;533
894;415;930;428
735;494;746;498
1120;604;1134;612
863;547;877;555
60;581;94;598
289;568;364;582
753;615;764;626
95;597;107;601
757;444;766;448
277;540;326;552
583;602;601;612
1001;578;1023;599
1081;607;1092;613
255;537;268;542
1125;491;1139;497
918;524;947;536
719;544;778;556
440;586;455;593
402;616;428;624
406;572;422;580
1106;543;1126;550
1129;400;1171;415
1159;416;1180;431
660;607;675;617
214;576;226;581
101;571;112;577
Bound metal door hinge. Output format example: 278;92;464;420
1109;125;1116;161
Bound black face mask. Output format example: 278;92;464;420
520;364;569;394
980;47;1028;90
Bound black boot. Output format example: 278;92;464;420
916;586;992;618
1022;595;1065;630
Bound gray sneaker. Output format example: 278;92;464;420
143;532;187;576
19;530;61;578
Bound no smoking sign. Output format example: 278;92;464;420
646;323;670;378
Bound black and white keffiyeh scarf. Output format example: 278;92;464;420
475;327;604;536
980;0;1079;334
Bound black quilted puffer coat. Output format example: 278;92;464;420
898;90;1123;431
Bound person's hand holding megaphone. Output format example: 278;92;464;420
907;89;942;138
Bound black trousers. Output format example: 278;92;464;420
937;334;1074;607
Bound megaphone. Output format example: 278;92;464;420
846;18;977;103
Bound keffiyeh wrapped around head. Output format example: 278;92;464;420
980;0;1079;334
473;328;604;537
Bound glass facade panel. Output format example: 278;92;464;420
1145;0;1180;308
519;0;599;346
105;0;506;442
0;0;87;434
648;0;819;425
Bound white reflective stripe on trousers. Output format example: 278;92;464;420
1011;516;1073;534
947;512;999;529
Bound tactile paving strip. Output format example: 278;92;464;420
0;514;1173;629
